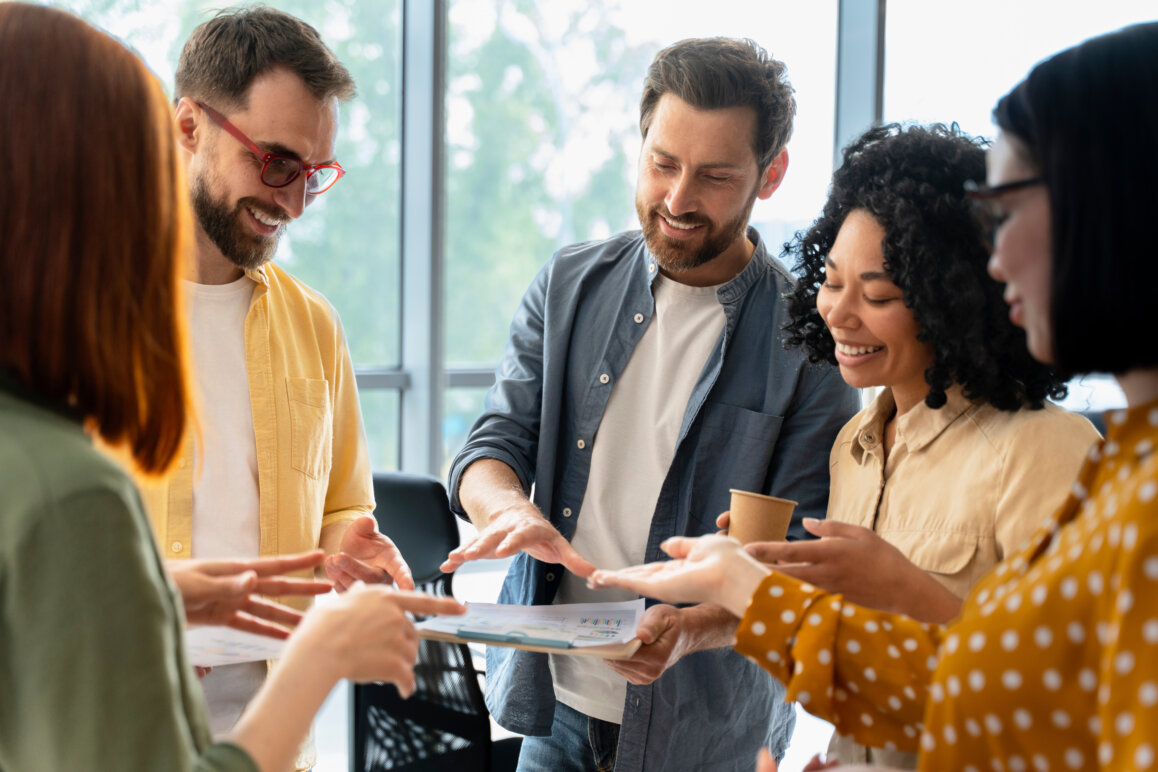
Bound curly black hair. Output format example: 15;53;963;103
783;123;1066;411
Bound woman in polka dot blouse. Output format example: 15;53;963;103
591;21;1158;772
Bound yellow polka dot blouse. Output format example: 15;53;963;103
736;400;1158;771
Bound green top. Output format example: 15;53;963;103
0;377;257;772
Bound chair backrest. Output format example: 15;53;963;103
352;639;492;772
351;471;493;772
370;471;461;589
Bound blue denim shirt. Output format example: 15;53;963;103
449;228;859;772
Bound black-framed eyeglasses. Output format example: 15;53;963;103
963;178;1044;201
196;101;346;194
964;177;1045;249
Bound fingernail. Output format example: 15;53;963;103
803;517;819;525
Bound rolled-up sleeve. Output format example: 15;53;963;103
449;263;551;513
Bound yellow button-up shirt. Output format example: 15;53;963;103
826;385;1099;767
136;262;373;606
125;263;370;772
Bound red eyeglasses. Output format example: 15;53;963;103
196;101;346;194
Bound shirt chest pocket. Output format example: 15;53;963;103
696;402;784;473
287;377;333;480
689;403;784;529
882;529;981;597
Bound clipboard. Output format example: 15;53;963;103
415;599;645;659
417;625;642;659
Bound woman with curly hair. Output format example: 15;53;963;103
721;123;1099;767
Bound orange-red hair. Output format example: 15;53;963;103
0;4;192;474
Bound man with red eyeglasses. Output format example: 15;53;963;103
128;8;411;770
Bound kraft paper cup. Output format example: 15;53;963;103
727;489;797;544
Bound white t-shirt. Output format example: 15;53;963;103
184;276;266;736
551;273;726;724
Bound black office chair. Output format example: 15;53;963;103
350;471;521;772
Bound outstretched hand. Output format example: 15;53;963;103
326;515;415;592
168;551;333;639
588;534;770;617
742;518;962;623
441;503;595;578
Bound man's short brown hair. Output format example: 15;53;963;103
640;37;796;172
175;4;355;110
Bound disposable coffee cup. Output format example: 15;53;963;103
727;489;797;544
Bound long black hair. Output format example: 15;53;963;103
993;21;1158;375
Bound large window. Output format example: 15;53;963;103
884;0;1157;141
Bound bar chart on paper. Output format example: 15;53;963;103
416;598;645;658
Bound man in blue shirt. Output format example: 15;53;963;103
442;37;859;772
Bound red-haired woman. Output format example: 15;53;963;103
0;5;461;770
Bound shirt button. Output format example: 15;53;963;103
170;541;183;553
633;313;644;324
546;572;556;582
562;507;573;518
577;439;586;450
599;373;610;384
648;263;656;273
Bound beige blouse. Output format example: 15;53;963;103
735;399;1158;771
829;387;1100;599
826;387;1099;766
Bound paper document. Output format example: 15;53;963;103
416;599;645;659
185;626;287;667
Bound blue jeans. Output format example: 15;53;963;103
516;702;621;772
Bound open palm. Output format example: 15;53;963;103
589;534;768;615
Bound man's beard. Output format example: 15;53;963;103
636;189;757;275
191;173;284;271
